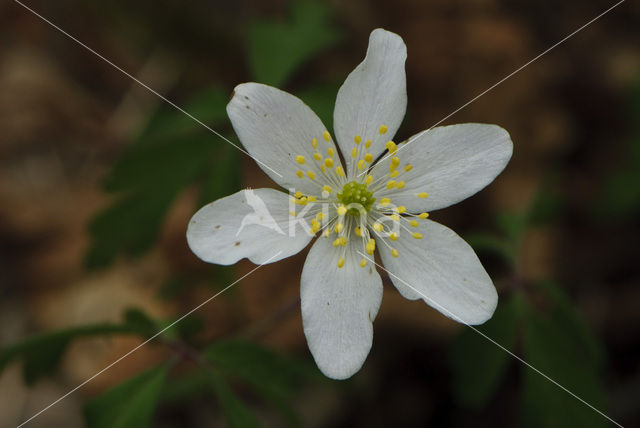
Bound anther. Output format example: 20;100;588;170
404;164;413;172
397;206;406;213
307;171;316;179
357;159;365;170
373;222;384;232
296;170;304;178
335;166;345;177
337;206;347;216
396;181;405;189
327;147;334;157
364;153;373;163
360;258;367;268
385;141;397;154
337;257;345;268
365;139;372;148
324;158;334;168
412;232;423;239
418;212;429;219
352;148;358;158
354;135;362;144
313;153;322;161
389;232;398;241
312;138;318;149
409;220;419;227
386;180;396;189
296;155;306;164
323;131;331;142
391;248;399;257
379;125;388;134
417;192;429;198
335;222;344;233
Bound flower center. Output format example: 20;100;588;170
336;181;376;215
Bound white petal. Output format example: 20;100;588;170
187;188;313;265
227;83;343;195
333;29;407;173
301;235;383;379
373;124;513;212
377;219;497;325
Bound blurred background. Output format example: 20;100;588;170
1;0;639;427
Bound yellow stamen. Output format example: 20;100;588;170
366;238;376;255
328;147;334;157
412;232;423;239
354;226;362;237
313;152;322;161
365;175;373;186
379;125;388;134
404;164;413;172
322;185;332;193
365;139;372;148
296;155;306;164
311;219;320;233
390;214;400;222
397;206;406;213
323;131;331;142
324;158;334;168
396;181;405;189
409;220;419;227
333;238;341;247
296;170;304;178
418;212;429;219
323;228;331;238
360;258;367;268
373;222;384;232
364;153;373;163
357;159;365;170
351;147;358;158
390;170;400;178
391;248;399;258
386;180;396;189
389;232;398;241
307;196;317;202
316;212;324;220
312;138;318;149
334;222;344;233
417;192;429;198
294;191;303;198
307;171;316;179
337;257;345;268
335;166;345;177
337;206;347;216
390;157;400;172
385;141;397;154
380;198;391;207
354;135;362;144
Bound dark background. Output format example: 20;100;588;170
1;0;639;427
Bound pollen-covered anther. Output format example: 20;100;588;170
404;164;413;172
397;206;406;213
389;232;398;241
417;192;429;198
365;139;372;148
419;212;430;219
365;175;373;186
313;152;322;161
311;138;318;149
390;157;401;172
412;232;423;239
296;170;304;178
351;148;358;158
323;131;331;142
324;158;334;168
307;171;316;180
360;258;367;268
296;155;306;164
311;219;321;233
379;125;388;135
373;222;384;232
390;214;400;222
335;166;345;177
337;206;347;216
364;153;373;163
354;226;362;237
390;170;400;178
385;141;397;154
357;159;365;170
379;198;391;207
391;248;399;258
327;148;335;157
322;228;331;238
354;135;362;145
386;180;396;189
337;257;345;268
307;196;317;202
396;181;405;189
335;222;344;233
366;238;376;255
409;220;419;227
294;191;303;198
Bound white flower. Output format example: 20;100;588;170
187;28;513;379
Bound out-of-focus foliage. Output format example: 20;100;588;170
84;365;169;428
248;0;342;87
596;78;640;219
451;294;523;407
452;182;608;426
86;86;230;268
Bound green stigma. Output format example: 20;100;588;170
336;181;376;215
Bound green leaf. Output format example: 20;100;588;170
297;81;341;131
84;365;169;428
248;0;341;86
465;232;515;266
86;135;216;268
521;308;607;428
0;324;133;385
205;340;317;426
207;370;260;428
123;308;159;337
198;143;242;206
450;294;524;408
134;85;228;144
